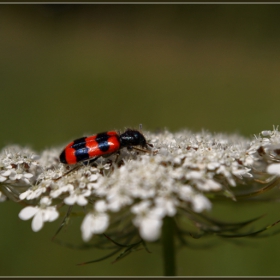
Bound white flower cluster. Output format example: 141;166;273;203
249;129;280;176
1;127;280;242
0;146;39;201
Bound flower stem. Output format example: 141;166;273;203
162;216;176;276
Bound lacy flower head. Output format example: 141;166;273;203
1;126;280;269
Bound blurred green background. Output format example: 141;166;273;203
1;4;280;276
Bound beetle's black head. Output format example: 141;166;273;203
119;129;147;148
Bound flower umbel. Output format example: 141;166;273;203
2;127;280;265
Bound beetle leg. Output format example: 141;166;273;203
131;146;158;155
84;156;101;165
53;165;81;181
54;156;101;181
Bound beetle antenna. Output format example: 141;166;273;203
139;124;142;131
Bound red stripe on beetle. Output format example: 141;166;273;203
86;131;121;158
63;141;77;165
59;129;148;165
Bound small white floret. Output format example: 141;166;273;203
81;211;109;242
267;163;280;175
